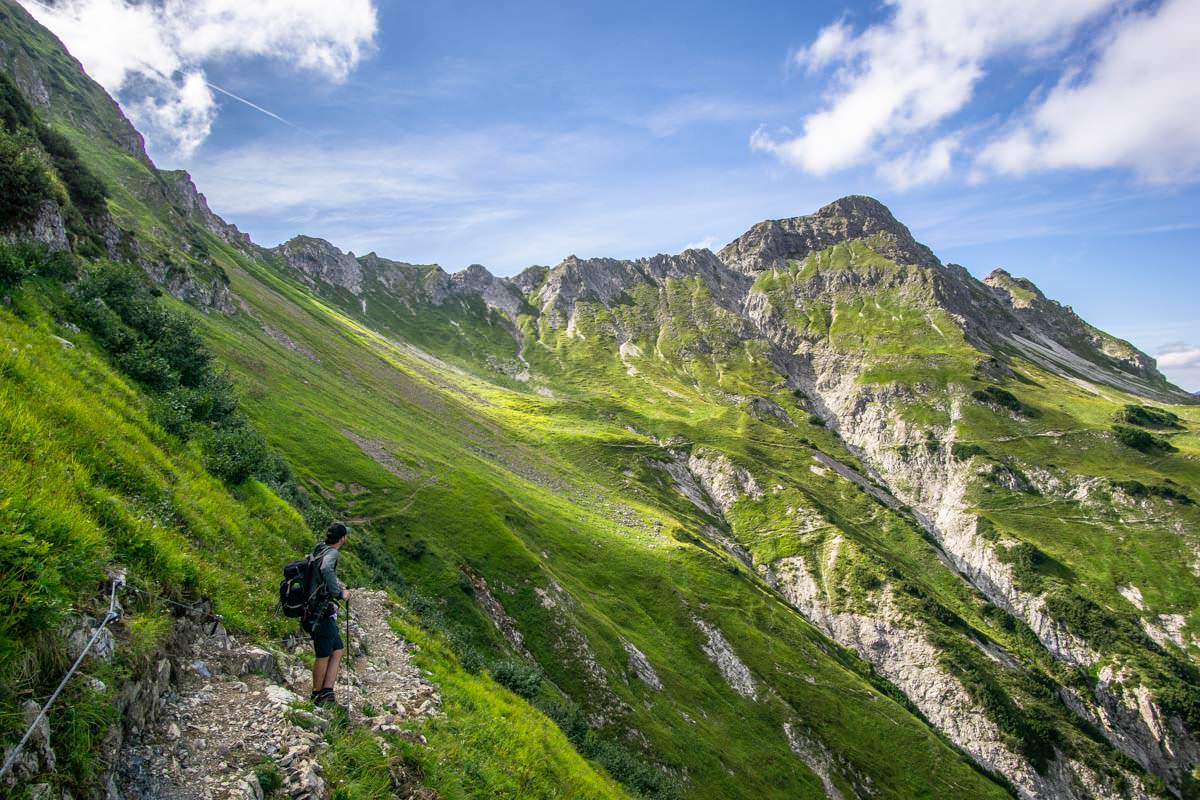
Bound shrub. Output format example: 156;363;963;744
1157;664;1200;733
806;413;826;427
951;442;988;461
0;242;70;288
1112;425;1176;455
199;419;270;484
255;759;283;795
996;542;1048;592
971;385;1039;417
588;737;682;800
1115;404;1182;430
72;261;298;487
0;72;36;134
489;658;543;699
1043;591;1123;651
0;130;53;228
1112;479;1192;505
534;694;681;800
35;123;108;216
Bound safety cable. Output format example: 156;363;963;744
0;575;125;783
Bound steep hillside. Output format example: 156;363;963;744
1;2;1198;799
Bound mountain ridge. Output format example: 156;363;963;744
3;2;1199;798
260;196;1188;404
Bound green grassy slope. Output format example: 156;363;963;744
192;240;1014;799
2;2;1197;795
0;248;637;799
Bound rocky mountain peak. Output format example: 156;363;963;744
159;169;250;248
273;235;364;296
512;265;549;294
719;194;939;275
983;268;1047;309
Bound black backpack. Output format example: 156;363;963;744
280;550;326;620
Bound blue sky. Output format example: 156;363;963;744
21;0;1200;390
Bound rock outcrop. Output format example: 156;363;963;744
693;618;756;700
719;195;940;274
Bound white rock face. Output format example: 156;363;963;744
771;554;1106;800
622;639;663;691
653;448;763;520
778;341;1197;793
686;450;763;515
1117;585;1145;611
465;570;531;657
783;723;849;800
693;618;756;700
4;200;68;251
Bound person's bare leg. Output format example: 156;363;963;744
312;657;329;695
322;648;344;691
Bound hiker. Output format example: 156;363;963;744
305;521;351;706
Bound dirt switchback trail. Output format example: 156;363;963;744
116;591;441;800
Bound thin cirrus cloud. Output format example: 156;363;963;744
978;0;1200;183
18;0;377;157
755;0;1200;189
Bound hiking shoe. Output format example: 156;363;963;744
311;688;332;704
315;690;337;707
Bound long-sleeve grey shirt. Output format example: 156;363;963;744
312;543;344;600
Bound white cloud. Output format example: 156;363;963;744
794;20;854;72
979;0;1200;183
1153;342;1200;392
682;235;720;253
642;96;777;138
189;127;619;219
1157;347;1200;370
18;0;377;157
876;136;959;189
755;0;1116;183
184;124;835;274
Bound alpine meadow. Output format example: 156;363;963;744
1;2;1199;800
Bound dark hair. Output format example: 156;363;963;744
325;522;349;545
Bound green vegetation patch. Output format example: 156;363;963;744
971;386;1041;418
1111;479;1192;505
384;615;634;800
1115;404;1183;430
1112;425;1177;455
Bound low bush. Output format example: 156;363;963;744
971;385;1040;417
69;260;306;494
1112;479;1192;505
1115;404;1182;430
0;241;75;289
0;71;36;134
535;694;681;800
0;130;53;228
35;123;108;216
489;658;543;699
996;542;1049;593
951;442;988;461
1112;425;1176;455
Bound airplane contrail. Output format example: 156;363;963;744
206;81;301;130
19;1;300;132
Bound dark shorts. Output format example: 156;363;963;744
307;614;344;659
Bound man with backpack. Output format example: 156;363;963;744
304;522;351;706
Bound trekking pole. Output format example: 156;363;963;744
345;596;352;665
344;596;353;719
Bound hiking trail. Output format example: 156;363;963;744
115;590;441;800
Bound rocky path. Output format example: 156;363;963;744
116;590;440;800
